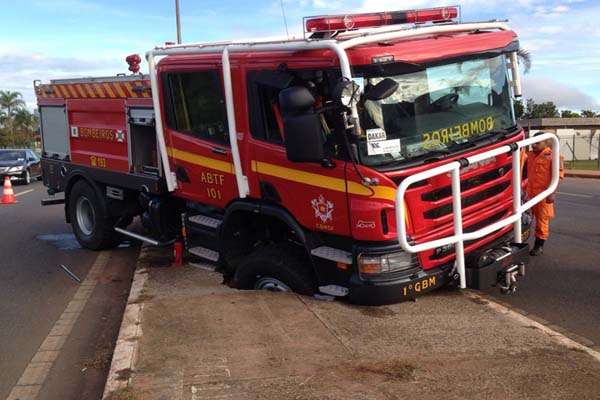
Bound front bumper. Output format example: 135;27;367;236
344;234;529;305
347;264;453;305
1;170;25;179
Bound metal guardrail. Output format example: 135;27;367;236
395;133;560;289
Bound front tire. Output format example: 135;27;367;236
233;243;316;296
68;180;120;250
22;169;31;185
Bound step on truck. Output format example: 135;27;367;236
36;7;560;305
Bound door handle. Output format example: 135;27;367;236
212;147;228;155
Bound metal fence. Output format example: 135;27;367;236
558;132;599;170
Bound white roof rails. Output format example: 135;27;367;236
146;21;512;194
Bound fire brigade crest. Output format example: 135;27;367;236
115;130;125;143
311;195;334;223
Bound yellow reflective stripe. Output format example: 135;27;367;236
253;160;346;192
347;181;396;201
167;153;396;201
167;147;234;174
253;161;396;201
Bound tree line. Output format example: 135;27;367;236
0;91;40;148
515;98;599;120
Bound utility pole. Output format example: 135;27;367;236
175;0;182;44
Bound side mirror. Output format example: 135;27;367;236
364;78;398;101
278;86;325;163
333;79;361;108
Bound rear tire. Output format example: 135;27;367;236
233;243;316;296
69;180;120;250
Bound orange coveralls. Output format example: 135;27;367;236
525;147;564;240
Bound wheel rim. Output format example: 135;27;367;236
254;277;291;292
25;171;30;184
76;196;95;236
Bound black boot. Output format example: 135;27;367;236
530;238;545;256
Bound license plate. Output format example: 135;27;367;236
402;275;438;297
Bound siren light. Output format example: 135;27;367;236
305;6;459;34
125;54;142;74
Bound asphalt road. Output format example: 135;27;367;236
0;181;137;400
487;177;600;343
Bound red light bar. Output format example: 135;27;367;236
305;6;459;34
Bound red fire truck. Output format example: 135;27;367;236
36;7;560;304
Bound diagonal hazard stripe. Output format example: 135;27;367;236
93;83;105;98
103;83;116;98
113;83;126;98
75;84;87;97
84;84;96;98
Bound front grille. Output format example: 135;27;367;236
429;210;508;260
422;163;511;201
424;181;510;219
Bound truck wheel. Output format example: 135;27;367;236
233;243;315;296
69;180;119;250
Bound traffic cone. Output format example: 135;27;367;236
1;176;17;205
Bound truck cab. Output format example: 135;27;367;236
37;7;560;304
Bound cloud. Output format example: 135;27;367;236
0;51;125;109
522;77;600;111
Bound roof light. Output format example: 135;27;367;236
305;6;459;34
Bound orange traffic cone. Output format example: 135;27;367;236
1;176;17;204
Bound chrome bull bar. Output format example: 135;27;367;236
395;133;560;289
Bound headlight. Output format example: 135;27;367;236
358;251;417;279
8;166;24;172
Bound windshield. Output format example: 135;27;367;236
355;55;516;166
0;151;26;162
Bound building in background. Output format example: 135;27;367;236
520;118;600;169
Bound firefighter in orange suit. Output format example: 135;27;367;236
526;132;564;256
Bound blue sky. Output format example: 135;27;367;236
2;0;599;111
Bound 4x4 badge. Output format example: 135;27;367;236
311;195;334;223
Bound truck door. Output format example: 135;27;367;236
161;69;238;207
246;69;351;236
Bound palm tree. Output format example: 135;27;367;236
13;108;39;147
0;90;26;147
517;49;531;74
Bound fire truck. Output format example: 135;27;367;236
36;7;560;305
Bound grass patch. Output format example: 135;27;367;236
564;159;599;170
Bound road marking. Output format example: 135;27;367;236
15;189;35;197
557;191;592;198
6;251;110;400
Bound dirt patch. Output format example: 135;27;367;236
82;345;113;370
115;368;133;381
105;387;139;400
128;293;154;304
355;305;397;319
352;359;416;381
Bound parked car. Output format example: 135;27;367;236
0;149;42;185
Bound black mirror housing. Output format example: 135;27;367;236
278;86;325;163
364;78;399;101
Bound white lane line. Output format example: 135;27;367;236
557;191;593;198
15;189;35;197
6;251;110;400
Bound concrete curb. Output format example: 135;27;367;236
464;291;600;364
102;245;150;399
565;171;600;179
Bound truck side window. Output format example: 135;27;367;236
247;71;284;144
164;71;229;145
